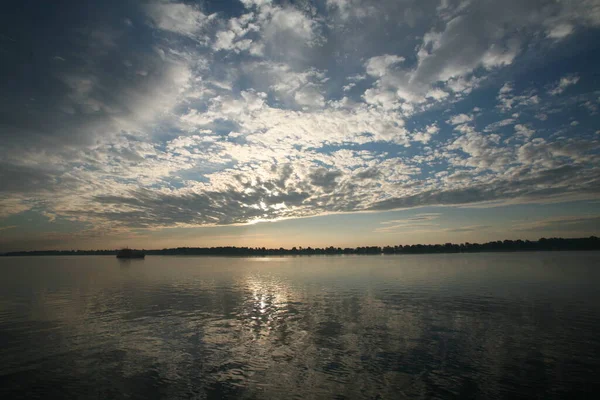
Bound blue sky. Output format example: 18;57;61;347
1;0;599;251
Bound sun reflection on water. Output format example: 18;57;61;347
2;254;600;399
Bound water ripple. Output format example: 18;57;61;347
1;253;599;399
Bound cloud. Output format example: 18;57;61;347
0;162;60;194
512;215;600;232
326;0;378;21
497;84;540;111
365;54;406;77
2;19;193;156
0;198;31;219
426;88;449;100
447;113;473;125
444;225;491;233
367;167;600;213
413;12;519;84
484;118;516;132
354;0;546;109
375;213;442;233
582;101;598;115
381;213;441;225
145;1;215;39
224;0;323;64
514;124;535;138
309;168;343;192
294;85;326;108
446;126;512;172
374;223;439;233
212;11;262;54
412;124;439;144
1;0;600;241
547;24;575;39
242;61;327;106
548;74;580;95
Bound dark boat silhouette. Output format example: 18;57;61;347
116;248;145;259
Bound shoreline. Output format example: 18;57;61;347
3;236;599;257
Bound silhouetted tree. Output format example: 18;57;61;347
3;236;599;257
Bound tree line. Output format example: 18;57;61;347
3;236;599;256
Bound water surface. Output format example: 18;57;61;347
1;252;599;399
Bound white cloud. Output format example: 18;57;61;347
145;2;215;38
352;0;599;108
226;1;322;63
326;0;376;21
547;24;575;39
342;83;356;92
548;74;580;95
426;88;449;100
446;126;513;172
294;85;325;108
240;61;328;108
412;124;439;144
499;83;513;94
447;114;473;125
365;54;405;78
514;124;535;138
412;11;520;86
362;54;424;107
484;118;516;132
212;12;261;54
213;30;236;50
240;0;272;8
497;84;540;111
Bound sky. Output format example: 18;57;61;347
1;0;599;251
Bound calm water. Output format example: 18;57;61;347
1;253;599;399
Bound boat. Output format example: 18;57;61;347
116;248;145;259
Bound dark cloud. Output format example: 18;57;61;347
354;167;381;180
368;166;600;212
92;182;312;228
309;168;343;192
0;162;58;193
0;0;186;151
61;158;597;229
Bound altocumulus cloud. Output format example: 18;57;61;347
1;0;600;233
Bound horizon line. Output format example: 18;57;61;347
3;236;599;255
